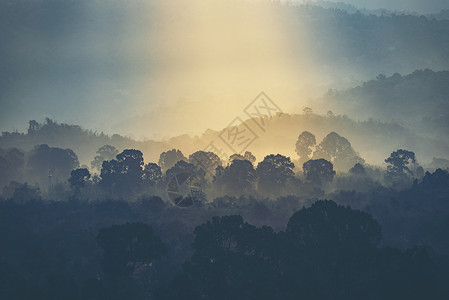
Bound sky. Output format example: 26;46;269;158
0;0;448;140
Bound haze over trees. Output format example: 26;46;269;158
1;1;449;299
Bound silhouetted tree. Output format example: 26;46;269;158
229;153;245;162
182;215;276;299
100;149;144;196
158;149;187;173
243;151;256;165
256;154;295;195
68;168;91;195
96;222;166;299
303;158;335;185
91;145;119;173
189;151;222;177
214;159;257;196
385;149;417;178
96;222;166;279
142;163;162;186
0;148;25;188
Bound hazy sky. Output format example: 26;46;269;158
299;0;449;13
0;0;447;139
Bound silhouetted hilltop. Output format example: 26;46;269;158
318;69;449;138
0;118;167;165
2;109;448;168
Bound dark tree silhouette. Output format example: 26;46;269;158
0;148;25;188
189;151;222;177
142;163;162;186
256;154;295;195
243;151;256;165
91;145;119;173
385;149;417;178
96;222;166;279
287;200;382;249
100;149;144;196
229;153;246;162
214;159;257;196
68;168;91;195
303;158;335;185
182;215;276;300
158;149;187;173
96;222;166;299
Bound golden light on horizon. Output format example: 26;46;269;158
131;0;322;139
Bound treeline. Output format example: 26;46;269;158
3;109;448;169
2;132;449;253
321;69;449;136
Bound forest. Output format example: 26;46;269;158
1;118;449;299
1;0;449;299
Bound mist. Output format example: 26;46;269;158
2;1;449;298
2;0;448;141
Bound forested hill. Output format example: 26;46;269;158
0;119;167;165
277;4;449;85
2;111;448;168
317;69;449;137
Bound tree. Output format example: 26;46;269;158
256;154;295;195
214;159;257;196
0;148;25;188
284;200;382;298
295;131;316;165
28;120;40;133
287;200;382;249
142;163;162;185
349;163;366;176
183;215;276;299
243;151;256;165
313;132;364;171
158;149;187;173
68;168;91;195
229;153;245;163
91;145;119;173
100;149;144;196
229;151;256;165
303;159;335;185
385;149;417;178
26;144;79;188
189;151;222;177
96;222;166;279
96;223;166;299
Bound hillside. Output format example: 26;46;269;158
316;69;449;138
2;112;448;169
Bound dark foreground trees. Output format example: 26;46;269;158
95;223;167;300
158;201;449;300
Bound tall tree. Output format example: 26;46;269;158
100;149;144;196
158;149;187;173
295;131;316;165
385;149;417;178
214;159;257;196
91;145;119;173
256;154;295;195
313;132;364;171
303;159;336;185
